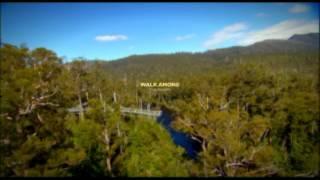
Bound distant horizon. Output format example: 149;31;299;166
1;3;319;62
2;32;318;63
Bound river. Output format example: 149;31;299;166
156;110;201;159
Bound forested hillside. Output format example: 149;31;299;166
98;33;319;78
0;33;319;177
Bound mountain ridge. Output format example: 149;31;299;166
93;33;318;63
72;33;318;77
202;33;319;58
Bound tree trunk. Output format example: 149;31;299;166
135;80;140;107
117;122;123;154
113;91;117;104
117;122;121;137
104;129;112;175
99;88;106;113
78;90;84;121
106;157;112;176
101;90;113;176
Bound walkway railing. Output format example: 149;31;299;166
120;106;162;117
67;105;162;117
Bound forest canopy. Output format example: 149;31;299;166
0;42;319;177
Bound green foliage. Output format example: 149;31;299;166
0;43;318;177
66;116;102;151
121;117;188;177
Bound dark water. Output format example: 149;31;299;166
156;111;201;159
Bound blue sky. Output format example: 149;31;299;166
1;3;319;61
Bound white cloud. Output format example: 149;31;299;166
175;34;195;41
203;23;247;49
95;34;128;42
203;19;319;49
238;20;319;45
289;4;310;14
